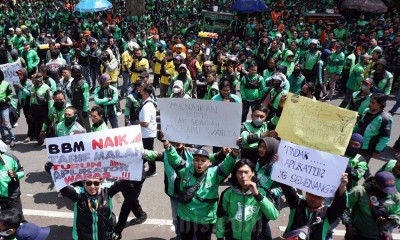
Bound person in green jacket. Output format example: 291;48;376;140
170;80;191;99
40;90;70;139
346;171;400;240
377;152;400;192
288;65;306;95
168;64;192;97
203;71;219;100
212;80;241;103
266;73;289;129
124;81;142;126
346;78;373;115
322;41;345;101
21;41;39;76
0;70;15;147
164;141;239;240
90;105;108;132
240;63;265;122
279;50;295;77
344;133;369;188
55;106;86;137
369;59;393;95
216;159;279;240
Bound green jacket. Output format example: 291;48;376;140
166;146;238;224
204;81;219;100
346;91;371;116
256;162;282;197
349;184;400;239
168;76;192;97
91;121;108;132
326;51;345;75
22;49;40;73
0;80;13;109
378;160;400;192
280;50;295;77
124;94;140;120
93;86;118;118
30;83;52;108
354;109;392;153
346;154;368;189
240;74;265;101
370;70;393;95
240;121;268;150
288;74;305;95
216;186;279;239
0;153;25;198
43;77;57;93
346;63;365;91
343;53;356;71
302;50;320;71
56;121;86;137
41;102;71;131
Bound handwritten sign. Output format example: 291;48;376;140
157;98;242;148
276;93;357;155
0;62;20;84
271;140;348;197
46;126;144;190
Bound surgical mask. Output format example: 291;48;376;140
64;115;77;127
0;230;12;237
252;118;263;127
360;85;368;91
54;100;65;110
172;88;181;94
345;146;360;157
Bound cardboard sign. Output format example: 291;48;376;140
0;62;20;84
271;140;349;197
46;126;144;190
157;98;242;148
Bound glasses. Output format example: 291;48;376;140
85;181;100;187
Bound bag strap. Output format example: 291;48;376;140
192;170;207;190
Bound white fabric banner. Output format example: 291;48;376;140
158;98;242;148
271;139;349;197
46;126;144;190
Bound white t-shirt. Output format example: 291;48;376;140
139;99;157;138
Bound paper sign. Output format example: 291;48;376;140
46;125;144;190
271;140;349;197
276;93;357;155
157;98;242;148
0;62;20;84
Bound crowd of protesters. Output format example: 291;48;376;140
0;0;399;239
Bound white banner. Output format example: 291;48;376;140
0;62;20;84
271;140;349;197
157;98;242;148
46;126;144;190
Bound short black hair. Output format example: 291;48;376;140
66;106;77;115
0;208;23;229
62;66;71;72
371;93;387;109
91;105;104;117
53;90;65;98
251;105;268;115
142;85;153;95
219;80;232;90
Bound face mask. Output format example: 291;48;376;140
54;100;65;110
0;230;12;237
360;85;368;91
345;146;360;157
172;88;180;94
93;119;104;128
252;118;263;127
157;46;162;51
178;71;186;77
293;69;301;75
64;115;77;127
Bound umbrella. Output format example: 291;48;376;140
74;0;113;12
231;0;268;13
342;0;388;13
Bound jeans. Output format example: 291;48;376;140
89;67;97;88
390;89;400;113
0;108;15;141
170;196;181;239
178;217;213;240
104;114;118;129
121;72;131;97
30;104;48;143
62;53;71;66
323;72;339;99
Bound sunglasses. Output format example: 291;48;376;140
85;181;100;187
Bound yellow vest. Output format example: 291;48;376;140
160;61;175;85
100;58;119;83
121;51;133;72
131;58;149;83
154;51;165;74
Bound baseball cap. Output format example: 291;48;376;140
15;28;21;32
8;27;14;31
193;149;209;158
173;80;183;90
16;222;50;240
99;74;110;84
88;37;97;44
375;171;398;195
362;78;373;85
175;44;183;48
140;71;149;78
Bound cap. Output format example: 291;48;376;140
140;71;149;78
88;37;97;44
8;27;14;31
0;140;7;153
175;43;183;48
376;59;387;67
166;50;173;56
336;41;344;47
193;149;209;158
173;80;183;90
375;171;398;195
15;27;21;32
23;41;30;46
99;74;110;84
16;222;50;240
178;64;188;71
350;133;364;145
362;78;373;86
10;49;18;56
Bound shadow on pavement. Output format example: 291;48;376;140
25;171;53;184
47;225;72;240
375;147;397;164
33;192;74;211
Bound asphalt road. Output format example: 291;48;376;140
6;76;400;240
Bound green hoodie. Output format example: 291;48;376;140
166;146;238;224
240;74;266;102
280;50;295;77
215;186;279;239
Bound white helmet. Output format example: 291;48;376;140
310;39;320;45
127;41;140;51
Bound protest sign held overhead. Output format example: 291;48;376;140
271;140;349;198
276;93;357;155
0;62;20;84
157;98;242;148
46;125;144;190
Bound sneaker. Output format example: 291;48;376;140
10;140;16;147
146;171;157;177
130;213;147;225
13;122;18;128
111;233;122;240
116;111;122;116
23;137;30;143
389;110;395;115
